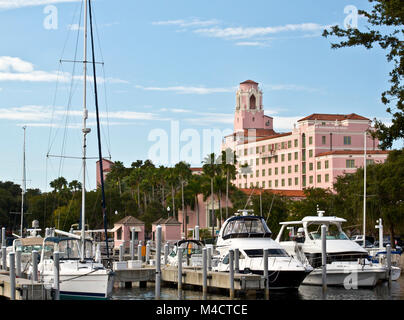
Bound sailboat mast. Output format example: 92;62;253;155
20;126;26;237
81;0;89;261
363;131;367;247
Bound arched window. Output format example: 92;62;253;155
249;95;256;109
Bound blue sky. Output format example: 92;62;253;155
0;0;399;192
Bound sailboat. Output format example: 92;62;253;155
37;0;114;300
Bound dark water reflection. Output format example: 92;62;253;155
111;277;404;300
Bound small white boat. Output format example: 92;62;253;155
213;211;312;290
37;237;114;300
275;212;387;287
166;239;206;267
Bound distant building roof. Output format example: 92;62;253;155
298;113;369;122
240;132;292;144
316;150;389;157
239;188;306;198
96;158;114;165
153;217;181;225
240;80;258;85
115;216;144;225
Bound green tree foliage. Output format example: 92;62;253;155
323;0;404;149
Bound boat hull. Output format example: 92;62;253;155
244;269;310;290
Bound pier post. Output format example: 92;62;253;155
16;249;22;278
207;246;212;271
137;241;142;262
2;246;6;270
386;244;392;286
53;251;60;300
264;248;269;299
32;250;38;281
119;243;124;262
229;249;235;299
321;224;327;294
130;227;135;261
178;247;183;292
9;252;15;300
155;225;162;300
202;247;207;298
1;227;5;247
195;225;200;240
235;248;240;273
164;243;169;265
95;244;101;263
146;241;150;265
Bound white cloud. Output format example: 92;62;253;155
135;84;234;95
264;84;323;93
0;56;128;84
235;41;269;47
0;0;80;10
194;23;331;40
152;18;220;28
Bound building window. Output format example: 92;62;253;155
269;180;272;188
288;165;292;174
275;156;278;163
295;177;298;185
262;146;266;152
288;140;292;148
281;166;285;174
262;169;265;177
288;178;292;186
281;154;285;162
244;183;247;188
244;149;247;156
288;153;292;161
366;159;374;165
262;158;266;165
256;170;259;177
239;183;242;188
344;136;352;145
281;179;285;187
309;163;313;171
295;164;298;172
309;150;313;158
302;176;306;187
256;146;259;153
317;175;321;183
281;142;286;149
117;228;122;240
268;157;272;164
317;161;321;170
322;136;326;144
309;176;313;184
275;167;278;175
325;160;329;169
262;181;266;188
275;180;278;187
325;174;329;182
256;158;259;166
294;139;298;147
294;152;298;160
346;159;355;168
269;168;272;176
309;136;313;145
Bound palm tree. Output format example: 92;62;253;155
185;174;203;227
175;161;192;238
219;149;237;219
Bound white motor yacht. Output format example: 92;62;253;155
275;212;387;287
166;239;206;267
213;211;312;290
37;236;114;300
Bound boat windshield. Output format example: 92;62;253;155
222;217;271;239
307;224;349;240
42;238;93;260
170;241;204;257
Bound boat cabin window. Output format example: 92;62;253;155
222;252;245;265
170;241;204;257
42;239;93;260
244;249;289;258
307;224;349;240
222;218;271;239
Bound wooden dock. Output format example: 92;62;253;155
0;271;52;300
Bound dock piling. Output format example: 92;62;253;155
146;241;150;265
53;251;60;300
386;244;392;286
1;227;5;247
321;224;327;294
235;248;240;273
195;226;200;240
16;249;22;278
32;250;38;281
207;246;212;271
202;247;207;298
9;252;15;300
155;225;162;300
164;243;169;265
229;249;234;299
119;243;124;262
2;246;6;270
264;248;269;299
130;227;135;261
178;247;183;292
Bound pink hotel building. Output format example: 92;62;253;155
222;80;389;191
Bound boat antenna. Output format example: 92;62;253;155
88;0;110;260
21;125;27;237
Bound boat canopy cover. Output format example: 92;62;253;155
44;236;87;243
16;237;44;246
176;239;205;247
301;216;346;224
222;216;272;240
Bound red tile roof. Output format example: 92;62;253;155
298;113;369;122
240;132;292;144
240;80;258;85
115;216;144;225
316;150;389;157
240;188;306;198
